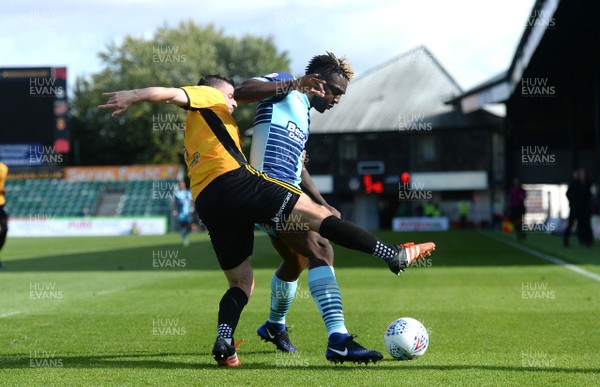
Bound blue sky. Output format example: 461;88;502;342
1;0;535;92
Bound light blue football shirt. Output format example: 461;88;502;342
249;72;310;189
173;188;192;222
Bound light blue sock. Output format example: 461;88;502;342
180;226;188;238
268;273;298;325
308;266;348;337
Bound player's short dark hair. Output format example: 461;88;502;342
197;75;235;88
305;52;354;81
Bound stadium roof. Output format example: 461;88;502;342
309;46;465;134
446;0;561;113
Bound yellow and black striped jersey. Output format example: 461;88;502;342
180;86;247;200
0;162;8;206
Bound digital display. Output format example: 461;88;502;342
0;67;69;155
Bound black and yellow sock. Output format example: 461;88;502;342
318;215;399;260
217;287;248;344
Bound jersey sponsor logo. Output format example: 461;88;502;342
188;152;200;169
285;121;306;145
272;192;293;223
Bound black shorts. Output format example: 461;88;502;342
0;205;7;239
195;165;301;270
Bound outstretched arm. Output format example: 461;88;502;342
234;73;326;103
98;87;188;116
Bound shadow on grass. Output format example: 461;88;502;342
0;353;598;373
2;240;223;272
3;230;593;272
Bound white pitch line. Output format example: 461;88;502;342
484;232;600;283
0;311;22;318
95;289;120;296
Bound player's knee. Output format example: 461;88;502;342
315;204;334;220
294;194;333;225
308;240;334;266
320;242;335;266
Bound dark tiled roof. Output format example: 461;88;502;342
310;46;464;133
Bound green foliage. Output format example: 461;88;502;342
71;21;290;165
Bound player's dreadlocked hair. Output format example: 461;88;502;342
197;74;235;88
305;52;354;81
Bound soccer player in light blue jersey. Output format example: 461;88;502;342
236;53;389;364
101;73;435;367
173;180;193;246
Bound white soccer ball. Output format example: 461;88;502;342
384;317;429;360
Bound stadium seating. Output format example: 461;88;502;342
119;180;176;216
4;179;176;217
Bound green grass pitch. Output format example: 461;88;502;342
0;230;599;386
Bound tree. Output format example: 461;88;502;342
71;21;290;165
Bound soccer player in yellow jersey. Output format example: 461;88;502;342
235;53;383;363
100;75;435;367
0;160;8;269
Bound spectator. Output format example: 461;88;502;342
563;169;579;247
173;180;193;246
80;206;91;217
0;160;8;269
491;200;504;230
458;199;470;229
577;168;594;247
508;178;526;240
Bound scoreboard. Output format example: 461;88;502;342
0;67;69;166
